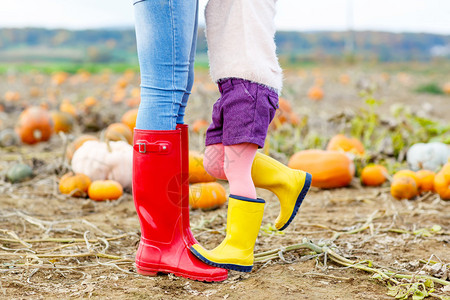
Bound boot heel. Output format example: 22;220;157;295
136;268;158;276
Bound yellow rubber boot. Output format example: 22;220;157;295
190;195;265;272
251;152;312;231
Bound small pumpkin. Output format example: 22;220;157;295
51;72;69;85
443;82;450;95
4;91;20;102
121;109;138;132
393;170;420;188
189;151;216;183
59;172;91;197
415;170;435;193
66;134;99;162
192;119;209;133
390;176;418;200
6;163;33;183
88;180;123;201
361;165;388;186
50;111;75;133
326;134;365;155
59;99;77;117
104;123;133;144
189;182;227;209
84;96;98;108
15;106;53;144
71;140;133;188
434;163;450;200
307;86;324;101
288;150;354;189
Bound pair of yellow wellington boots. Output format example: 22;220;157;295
190;152;311;272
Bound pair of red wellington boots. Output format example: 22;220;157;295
132;124;228;282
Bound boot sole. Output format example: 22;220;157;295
190;247;253;273
278;172;312;231
136;265;228;282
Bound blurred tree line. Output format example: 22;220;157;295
0;27;448;63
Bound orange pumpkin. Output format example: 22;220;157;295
278;97;292;113
393;170;420;188
59;99;77;117
126;97;141;107
361;165;388;186
50;111;75;133
434;163;450;200
339;74;350;85
51;72;69;86
84;96;98;108
307;86;324;101
189;151;216;183
4;91;20;102
390;177;418;200
29;87;42;98
121;109;138;132
192;119;209;133
326;134;365;155
15;106;53;145
59;172;91;197
442;82;450;95
288;150;355;189
189;182;227;209
88;180;123;201
66;134;99;161
415;170;435;193
104;123;133;144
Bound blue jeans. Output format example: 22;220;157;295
133;0;198;130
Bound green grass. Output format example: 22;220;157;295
414;83;444;95
0;62;141;75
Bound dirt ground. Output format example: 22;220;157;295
0;65;449;299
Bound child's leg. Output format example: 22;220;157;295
203;144;226;180
224;143;258;199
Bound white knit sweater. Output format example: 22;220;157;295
204;0;283;92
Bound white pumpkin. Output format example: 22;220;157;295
71;140;133;188
407;142;450;171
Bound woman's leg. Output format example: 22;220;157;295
133;0;198;130
176;0;198;125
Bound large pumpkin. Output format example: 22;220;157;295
326;134;365;155
71;140;133;188
288;150;355;188
15;106;53;144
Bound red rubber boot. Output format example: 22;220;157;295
176;124;197;247
133;128;227;282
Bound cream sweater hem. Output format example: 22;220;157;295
205;0;283;92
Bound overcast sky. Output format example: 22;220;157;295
0;0;449;34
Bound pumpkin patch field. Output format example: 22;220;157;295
0;64;449;299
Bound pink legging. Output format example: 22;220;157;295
203;143;258;199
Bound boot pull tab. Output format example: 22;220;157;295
134;141;171;154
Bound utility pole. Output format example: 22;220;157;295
345;0;355;59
